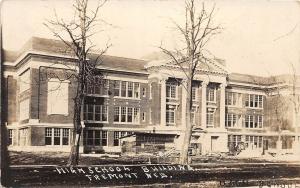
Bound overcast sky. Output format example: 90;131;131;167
1;0;300;76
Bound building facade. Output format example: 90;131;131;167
3;37;300;154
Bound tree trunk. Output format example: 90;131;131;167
67;94;83;166
67;129;81;166
179;80;193;164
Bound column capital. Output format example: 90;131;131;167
220;83;227;89
181;79;188;86
159;76;168;83
201;80;209;87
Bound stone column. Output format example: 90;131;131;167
220;83;226;129
181;80;187;129
160;78;167;126
201;81;208;128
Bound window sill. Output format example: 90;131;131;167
113;96;141;100
84;121;109;123
166;123;175;126
226;127;242;129
47;113;69;116
85;94;109;98
45;145;70;147
113;122;140;125
207;101;217;103
166;98;179;100
245;107;263;110
244;128;264;130
226;105;242;108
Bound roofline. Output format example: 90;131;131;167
97;66;148;75
3;50;78;67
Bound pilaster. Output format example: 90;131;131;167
220;83;226;129
160;78;167;126
201;81;208;128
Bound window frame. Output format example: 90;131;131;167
85;130;107;146
45;128;70;146
245;94;264;109
206;87;216;103
206;108;215;127
8;129;13;145
225;113;238;128
83;104;108;122
166;82;177;99
114;106;140;124
166;105;176;125
245;114;263;129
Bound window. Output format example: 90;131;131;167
114;107;120;122
225;113;238;128
62;129;69;145
87;78;106;95
114;106;140;123
166;105;175;125
134;83;140;98
45;128;52;145
121;107;126;122
114;80;120;96
19;128;28;146
121;81;127;97
114;132;120;146
245;136;263;148
226;92;239;106
102;131;107;146
142;112;146;122
142;88;146;97
114;80;140;99
47;79;69;115
228;135;242;148
19;69;30;93
166;82;177;99
206;108;215;127
113;131;131;146
83;104;108;122
245;94;263;108
19;99;30;120
127;82;133;97
54;128;61;145
192;82;199;101
191;107;196;125
245;115;263;128
128;107;133;122
134;108;140;123
45;128;70;146
8;129;13;145
255;115;263;128
85;130;107;146
192;87;197;101
206;87;216;102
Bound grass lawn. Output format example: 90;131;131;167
9;151;153;166
8;151;281;166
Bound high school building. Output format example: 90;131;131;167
3;37;300;154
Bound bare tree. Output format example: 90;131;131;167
266;76;289;152
288;62;300;130
44;0;110;166
159;0;221;164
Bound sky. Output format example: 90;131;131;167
1;0;300;76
